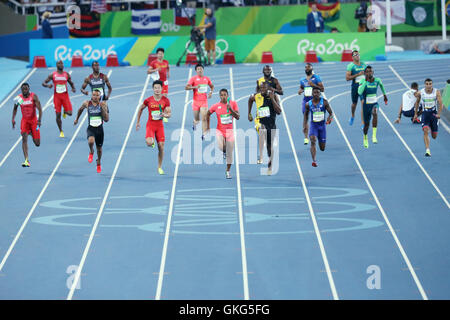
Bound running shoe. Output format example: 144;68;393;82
97;164;101;173
226;171;231;179
88;153;94;163
363;136;369;149
425;149;431;157
304;138;309;145
158;167;165;175
372;136;378;144
151;142;155;148
60;131;65;138
21;159;30;167
312;161;318;167
63;112;67;119
349;117;354;125
163;118;168;123
267;168;272;176
257;158;262;164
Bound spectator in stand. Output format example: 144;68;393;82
307;3;324;33
355;0;368;32
42;11;53;38
331;27;339;33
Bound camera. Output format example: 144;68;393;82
190;28;204;44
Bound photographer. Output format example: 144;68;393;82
197;8;216;65
355;0;368;32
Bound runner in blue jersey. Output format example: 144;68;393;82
298;63;324;145
303;87;333;167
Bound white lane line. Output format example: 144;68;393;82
66;72;149;300
0;68;37;110
0;71;109;273
325;92;429;300
388;65;450;209
280;93;339;300
0;70;74;169
230;67;250;300
155;68;193;300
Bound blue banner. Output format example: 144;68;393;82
29;38;137;67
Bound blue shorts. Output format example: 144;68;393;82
421;111;439;133
363;103;378;124
309;122;326;143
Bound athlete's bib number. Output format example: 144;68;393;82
424;100;435;109
366;95;377;104
356;75;365;83
151;110;162;120
198;85;208;93
221;113;232;125
313;111;325;122
56;84;67;93
258;106;270;118
90;116;102;127
304;87;313;97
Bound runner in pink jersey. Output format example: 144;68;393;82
206;88;240;179
185;64;214;139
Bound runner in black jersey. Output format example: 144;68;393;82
248;81;282;175
81;61;112;101
74;89;109;173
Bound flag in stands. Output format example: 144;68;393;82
372;0;406;25
174;7;196;26
308;1;341;22
131;9;162;35
38;11;67;27
91;0;108;14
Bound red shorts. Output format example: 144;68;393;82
192;99;208;111
21;117;40;140
216;127;234;142
146;121;165;142
54;93;72;114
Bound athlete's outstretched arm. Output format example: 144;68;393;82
324;100;333;124
34;94;42;126
394;102;403;123
100;102;109;122
208;83;214;99
42;74;53;88
274;78;283;95
205;110;212;133
12;103;18;129
74;101;88;125
270;91;282;114
317;81;324;92
303;103;310;134
413;92;421;121
162;106;172;119
256;80;260;93
67;73;76;93
357;80;367;96
248;94;255;121
185;83;196;90
228;102;240;120
135;103;147;131
378;79;388;104
104;74;112;100
436;90;443;119
81;77;90;95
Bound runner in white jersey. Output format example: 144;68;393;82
394;82;422;124
413;78;443;157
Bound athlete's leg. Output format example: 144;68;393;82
32;138;40;147
225;138;234;171
372;107;378;143
96;146;102;166
88;136;95;154
146;137;155;147
157;142;164;169
21;132;29;161
193;109;200;128
56;112;63;132
319;141;326;151
423;126;430;149
200;107;208;134
310;135;317;162
259;124;266;162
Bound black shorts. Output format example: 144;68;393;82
363;103;378;124
87;125;104;147
351;83;360;104
421;111;439;133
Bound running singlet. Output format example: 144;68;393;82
308;98;326;124
254;93;276;121
88;100;103;127
258;76;277;90
88;73;106;98
420;88;438;112
16;93;36;119
52;71;69;94
144;96;170;122
357;78;386;105
347;62;367;85
150;59;169;85
299;74;322;100
209;101;239;131
188;76;212;101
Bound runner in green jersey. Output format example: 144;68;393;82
357;66;388;148
346;50;367;126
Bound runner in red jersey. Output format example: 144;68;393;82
136;80;172;175
42;60;76;138
147;48;170;96
12;83;43;167
206;88;240;179
185;64;214;139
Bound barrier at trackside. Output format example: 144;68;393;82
29;32;385;67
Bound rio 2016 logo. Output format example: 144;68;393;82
54;45;117;63
297;38;360;56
